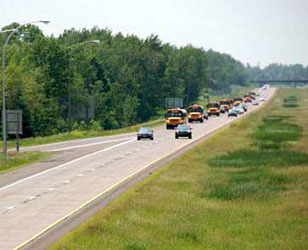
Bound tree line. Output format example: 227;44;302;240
0;23;267;137
247;63;308;82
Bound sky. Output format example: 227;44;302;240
1;0;308;67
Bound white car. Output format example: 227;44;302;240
259;97;266;102
252;99;259;105
233;105;244;115
239;103;248;112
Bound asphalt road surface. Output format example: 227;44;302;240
0;88;275;250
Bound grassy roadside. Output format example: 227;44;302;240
3;118;164;149
50;88;308;250
0;151;52;175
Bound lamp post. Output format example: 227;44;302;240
1;20;50;161
67;40;100;134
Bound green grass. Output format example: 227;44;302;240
204;168;292;200
283;94;298;108
50;88;308;250
4;118;164;148
209;150;308;168
0;151;51;174
252;115;302;149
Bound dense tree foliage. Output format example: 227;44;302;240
1;24;250;137
206;49;249;92
247;63;308;81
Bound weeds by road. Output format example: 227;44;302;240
0;151;51;174
50;88;308;250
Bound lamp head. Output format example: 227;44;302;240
39;20;50;24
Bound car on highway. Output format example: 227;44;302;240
228;108;238;117
233;105;245;115
137;127;154;140
175;124;192;139
203;110;209;120
259;97;266;102
252;99;259;105
240;103;248;112
220;106;226;113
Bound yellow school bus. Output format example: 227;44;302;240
165;108;187;129
206;101;220;116
219;99;232;113
187;104;204;123
233;97;243;106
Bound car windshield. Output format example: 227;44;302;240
233;98;242;101
139;128;151;133
177;125;190;131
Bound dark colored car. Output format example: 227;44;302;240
137;127;154;140
175;124;192;139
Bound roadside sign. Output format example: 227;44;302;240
7;110;22;135
165;98;183;109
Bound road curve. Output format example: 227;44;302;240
0;88;275;250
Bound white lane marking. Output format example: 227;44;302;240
45;137;135;152
18;131;141;152
77;174;84;177
0;139;135;193
48;188;55;191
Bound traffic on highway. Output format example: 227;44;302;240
0;86;274;250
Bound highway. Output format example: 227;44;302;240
0;88;275;250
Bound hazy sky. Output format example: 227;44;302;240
1;0;308;67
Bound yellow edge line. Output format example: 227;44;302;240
13;89;276;250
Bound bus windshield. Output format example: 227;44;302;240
165;112;184;118
220;101;230;105
233;98;242;102
206;103;219;108
188;107;203;113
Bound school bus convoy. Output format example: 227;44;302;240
163;89;263;130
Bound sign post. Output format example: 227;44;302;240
7;110;22;153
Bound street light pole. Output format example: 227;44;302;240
67;40;100;134
1;20;50;161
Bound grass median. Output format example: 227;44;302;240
50;88;308;250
